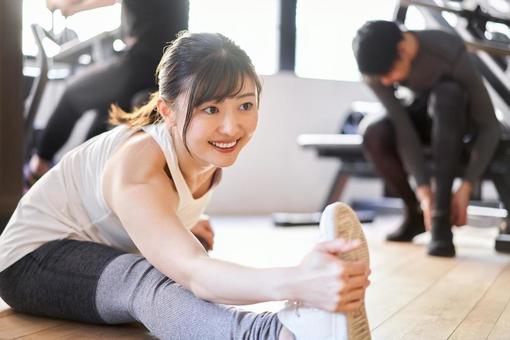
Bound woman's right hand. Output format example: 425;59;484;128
292;239;370;313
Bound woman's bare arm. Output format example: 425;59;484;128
102;133;297;305
102;132;369;309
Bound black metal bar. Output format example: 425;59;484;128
0;0;24;233
279;0;296;72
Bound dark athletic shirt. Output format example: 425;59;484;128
365;30;501;186
121;0;189;57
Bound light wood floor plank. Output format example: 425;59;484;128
367;242;424;280
372;251;508;340
0;313;63;339
367;254;458;329
16;322;153;339
486;268;510;340
449;262;510;340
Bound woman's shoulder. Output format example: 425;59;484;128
106;130;167;183
101;129;180;218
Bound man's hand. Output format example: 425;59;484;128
191;218;215;251
46;0;117;17
451;181;472;227
417;185;433;230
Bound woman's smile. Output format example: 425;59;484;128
208;138;240;153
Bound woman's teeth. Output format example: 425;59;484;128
209;140;238;149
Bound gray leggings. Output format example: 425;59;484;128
0;240;283;340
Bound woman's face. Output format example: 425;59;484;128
176;77;259;168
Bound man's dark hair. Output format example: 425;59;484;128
352;20;403;75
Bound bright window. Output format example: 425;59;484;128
189;0;279;75
295;0;398;81
22;0;121;56
22;0;429;81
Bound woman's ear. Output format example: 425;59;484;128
157;97;176;126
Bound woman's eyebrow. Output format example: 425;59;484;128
235;92;256;99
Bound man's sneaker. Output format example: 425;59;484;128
386;209;426;242
427;214;455;257
278;202;371;340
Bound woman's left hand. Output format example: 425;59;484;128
191;218;215;251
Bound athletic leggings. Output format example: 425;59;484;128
36;49;159;162
360;80;469;218
0;240;283;340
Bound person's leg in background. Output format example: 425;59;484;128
492;171;510;234
0;240;285;340
360;112;426;241
27;52;156;181
427;80;468;257
83;107;111;141
491;122;510;237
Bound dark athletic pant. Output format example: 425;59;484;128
36;49;159;161
360;80;469;224
0;240;283;340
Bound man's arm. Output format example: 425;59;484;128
452;50;501;185
47;0;117;16
448;49;501;225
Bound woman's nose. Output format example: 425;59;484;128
219;111;239;135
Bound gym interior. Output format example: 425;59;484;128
2;0;510;338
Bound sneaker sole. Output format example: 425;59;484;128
320;202;371;340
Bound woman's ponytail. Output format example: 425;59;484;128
109;92;162;128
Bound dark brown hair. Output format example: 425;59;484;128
110;31;262;149
352;20;403;75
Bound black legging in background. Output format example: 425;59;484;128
37;51;157;161
36;0;189;162
361;80;468;242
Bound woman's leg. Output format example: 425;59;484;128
428;80;468;257
0;239;124;323
0;239;285;340
96;253;283;340
360;114;425;241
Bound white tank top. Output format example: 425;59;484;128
0;124;220;272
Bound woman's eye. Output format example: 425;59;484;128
240;102;253;111
203;106;219;114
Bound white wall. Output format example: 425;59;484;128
206;73;379;215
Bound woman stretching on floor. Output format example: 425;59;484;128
0;32;370;340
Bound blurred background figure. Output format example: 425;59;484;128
25;0;189;187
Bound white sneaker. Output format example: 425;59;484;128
278;202;371;340
278;301;347;340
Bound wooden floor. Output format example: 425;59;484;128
1;214;510;339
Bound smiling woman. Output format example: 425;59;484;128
0;31;370;340
186;88;258;167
